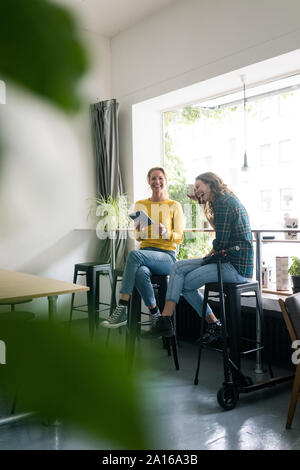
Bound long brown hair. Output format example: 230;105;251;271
195;172;236;225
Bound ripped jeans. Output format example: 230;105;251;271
165;258;249;317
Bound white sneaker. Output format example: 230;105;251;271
101;304;128;328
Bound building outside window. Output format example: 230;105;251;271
260;144;272;166
261;190;273;212
280;188;294;211
163;75;300;260
279;139;293;163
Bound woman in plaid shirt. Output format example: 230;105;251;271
149;172;254;344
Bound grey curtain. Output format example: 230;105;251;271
90;99;126;269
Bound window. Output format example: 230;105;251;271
260;144;272;166
280;188;294;211
279;139;292;163
204;155;213;170
163;74;300;257
279;93;294;115
261;190;273;211
259;99;272;120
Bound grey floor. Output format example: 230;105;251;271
0;320;299;450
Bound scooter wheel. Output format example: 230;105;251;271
217;385;239;411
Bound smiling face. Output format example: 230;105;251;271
194;179;211;203
148;169;167;195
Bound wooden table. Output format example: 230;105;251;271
0;268;89;427
0;269;89;320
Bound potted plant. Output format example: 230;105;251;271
95;194;129;236
288;256;300;293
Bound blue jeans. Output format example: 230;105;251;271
166;258;250;317
120;247;176;307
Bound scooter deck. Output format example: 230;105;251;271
238;374;294;394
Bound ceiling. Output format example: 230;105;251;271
56;0;179;38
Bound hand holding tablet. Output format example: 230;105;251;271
129;210;154;229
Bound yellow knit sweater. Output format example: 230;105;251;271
134;198;184;252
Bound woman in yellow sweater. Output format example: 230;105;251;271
101;167;184;329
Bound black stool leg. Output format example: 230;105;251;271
105;272;118;346
86;267;97;340
162;336;171;354
107;266;113;288
110;273;119;315
126;288;140;370
227;288;242;381
170;336;179;370
95;270;100;328
255;288;274;378
152;282;169;353
216;259;233;388
69;267;78;322
154;276;179;368
194;286;209;385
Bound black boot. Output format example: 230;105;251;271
143;315;174;338
202;320;222;345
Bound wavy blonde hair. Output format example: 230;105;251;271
195;172;236;227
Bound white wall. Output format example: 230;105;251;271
0;31;112;318
111;0;300;201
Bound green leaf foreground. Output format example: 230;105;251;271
0;318;150;449
0;0;88;112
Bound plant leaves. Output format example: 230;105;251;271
0;318;150;449
288;256;300;276
0;0;88;111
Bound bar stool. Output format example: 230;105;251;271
127;274;179;371
194;280;273;390
69;262;113;338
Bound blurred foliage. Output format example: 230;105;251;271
0;0;88;112
179;232;213;259
180;105;240;123
0;318;150;449
0;0;151;450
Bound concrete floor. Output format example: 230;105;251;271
0;322;299;451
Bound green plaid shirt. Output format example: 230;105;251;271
212;193;253;278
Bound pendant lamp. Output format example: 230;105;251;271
241;75;249;171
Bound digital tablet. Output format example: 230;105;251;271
129;210;154;227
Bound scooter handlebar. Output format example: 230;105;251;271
201;246;240;265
